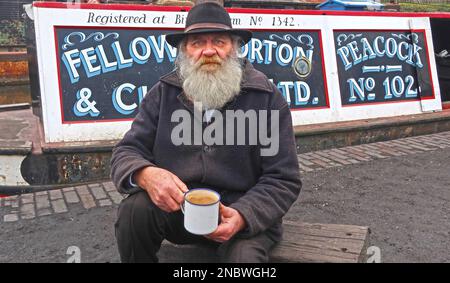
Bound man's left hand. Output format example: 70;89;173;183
206;203;246;243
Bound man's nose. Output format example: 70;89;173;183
202;43;217;57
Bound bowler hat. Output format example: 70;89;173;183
165;2;252;47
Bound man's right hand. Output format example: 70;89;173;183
134;167;188;213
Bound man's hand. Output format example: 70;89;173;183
206;203;246;243
134;166;188;213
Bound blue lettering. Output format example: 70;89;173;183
275;43;293;67
148;35;166;63
385;38;397;58
111;41;133;69
248;38;264;63
95;45;117;73
373;36;385;57
130;37;151;64
162;35;177;63
112;83;137;115
361;38;376;61
348;41;362;66
262;40;277;64
337;46;352;71
408;44;423;68
80;47;101;78
293;81;310;106
397;41;409;62
61;49;81;84
347;78;366;102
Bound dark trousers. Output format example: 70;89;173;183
115;191;276;263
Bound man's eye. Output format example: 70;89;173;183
191;40;205;47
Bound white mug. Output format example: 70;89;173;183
181;188;220;235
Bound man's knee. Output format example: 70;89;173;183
118;191;148;217
116;191;161;231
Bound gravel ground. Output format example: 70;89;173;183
286;148;450;263
1;148;449;263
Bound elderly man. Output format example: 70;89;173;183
111;2;301;263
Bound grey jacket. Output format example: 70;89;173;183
110;60;302;240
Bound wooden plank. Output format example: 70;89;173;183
270;222;370;263
271;246;359;263
279;235;366;255
284;220;370;235
271;240;362;262
283;221;369;240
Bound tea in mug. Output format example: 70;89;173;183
186;190;219;205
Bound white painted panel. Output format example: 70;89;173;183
32;5;443;143
410;18;442;112
0;156;29;186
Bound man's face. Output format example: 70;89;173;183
185;33;234;72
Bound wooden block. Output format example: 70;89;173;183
270;221;370;263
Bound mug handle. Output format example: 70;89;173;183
180;199;185;214
180;190;188;214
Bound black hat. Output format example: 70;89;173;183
165;2;252;47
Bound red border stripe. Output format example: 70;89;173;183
33;2;450;19
443;102;450;110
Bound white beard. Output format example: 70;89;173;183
176;49;243;110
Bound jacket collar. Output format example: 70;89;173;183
159;59;274;93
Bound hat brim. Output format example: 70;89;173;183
165;28;252;48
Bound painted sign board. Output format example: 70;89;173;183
334;30;434;106
32;2;442;143
55;28;328;122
